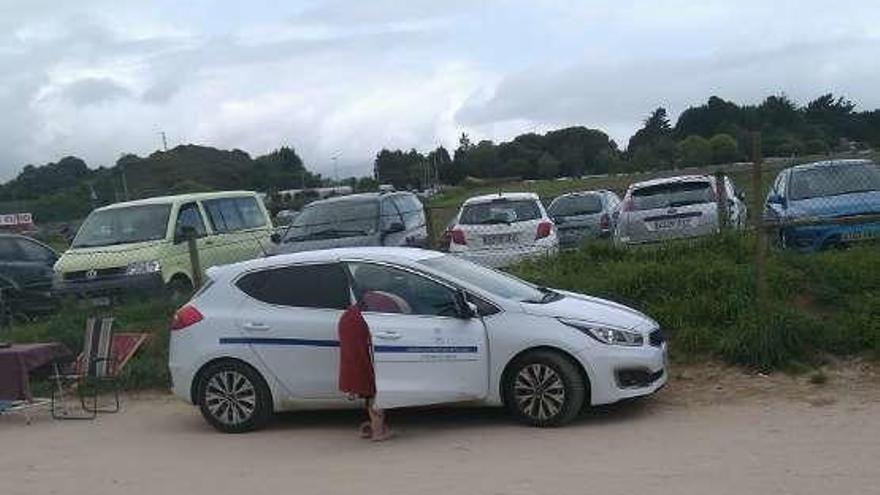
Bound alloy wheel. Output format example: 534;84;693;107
204;370;257;426
513;363;566;421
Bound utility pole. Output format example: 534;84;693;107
159;131;168;151
331;151;341;183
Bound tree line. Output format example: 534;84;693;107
0;145;323;222
375;93;880;189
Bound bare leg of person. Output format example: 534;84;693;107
368;402;393;442
359;398;373;438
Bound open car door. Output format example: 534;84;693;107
346;261;489;409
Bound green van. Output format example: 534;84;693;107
53;191;273;296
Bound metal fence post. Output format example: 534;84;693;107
750;132;768;308
715;170;729;231
184;227;203;288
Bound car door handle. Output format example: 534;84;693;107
243;322;270;331
374;331;401;340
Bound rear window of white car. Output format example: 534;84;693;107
630;182;715;211
459;199;541;225
236;263;350;309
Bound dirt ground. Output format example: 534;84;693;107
2;361;879;495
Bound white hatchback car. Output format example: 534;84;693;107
169;247;667;433
447;192;558;267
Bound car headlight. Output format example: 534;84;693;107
559;318;644;347
126;260;162;276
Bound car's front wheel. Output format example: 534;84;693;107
197;360;272;433
503;350;587;427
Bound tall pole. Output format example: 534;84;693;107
160;131;168;152
751;132;768;309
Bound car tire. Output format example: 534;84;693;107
503;350;587;427
197;360;272;433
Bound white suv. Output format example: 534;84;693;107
447;192;558;267
168;247;667;433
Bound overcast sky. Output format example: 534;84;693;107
1;0;878;179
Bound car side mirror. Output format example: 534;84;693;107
270;232;282;244
384;222;405;235
173;226;196;245
455;290;477;319
767;193;785;207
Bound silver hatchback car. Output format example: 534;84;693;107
614;175;746;245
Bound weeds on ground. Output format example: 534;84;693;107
512;234;880;371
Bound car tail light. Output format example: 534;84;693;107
450;228;466;245
171;305;203;331
535;221;553;240
600;213;610;230
621;197;634;212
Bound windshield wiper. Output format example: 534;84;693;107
288;228;371;242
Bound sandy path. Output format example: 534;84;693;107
2;364;879;495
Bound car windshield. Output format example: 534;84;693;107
630;181;715;211
459;199;541;225
72;204;171;248
548;194;603;217
789;162;880;200
284;200;378;242
419;254;550;303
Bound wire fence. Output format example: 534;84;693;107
0;135;877;331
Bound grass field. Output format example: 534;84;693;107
512;234;880;370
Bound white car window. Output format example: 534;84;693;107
348;262;459;317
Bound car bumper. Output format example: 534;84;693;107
450;245;558;268
782;221;880;251
581;342;668;405
557;228;608;249
53;272;165;297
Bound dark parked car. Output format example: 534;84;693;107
0;234;59;318
269;192;429;254
765;159;880;251
548;190;621;249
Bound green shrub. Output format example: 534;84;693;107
512;236;880;370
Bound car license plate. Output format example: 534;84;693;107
653;218;692;230
842;228;880;242
483;233;518;245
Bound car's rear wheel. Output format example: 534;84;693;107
197;361;271;433
503;350;586;427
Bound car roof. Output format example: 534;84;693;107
552;190;607;200
787;159;875;173
629;175;712;190
208;247;444;278
305;191;414;207
94;191;259;211
463;192;540;205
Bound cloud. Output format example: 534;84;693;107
0;0;878;180
59;77;132;106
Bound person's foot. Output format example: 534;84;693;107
371;425;394;442
358;421;372;439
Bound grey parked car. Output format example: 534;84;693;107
615;175;746;245
547;190;621;249
270;192;428;254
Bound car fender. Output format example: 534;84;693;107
187;346;285;409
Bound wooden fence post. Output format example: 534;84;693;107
715;170;729;231
184;227;203;288
750;132;768;308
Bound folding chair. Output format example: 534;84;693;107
51;316;120;420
